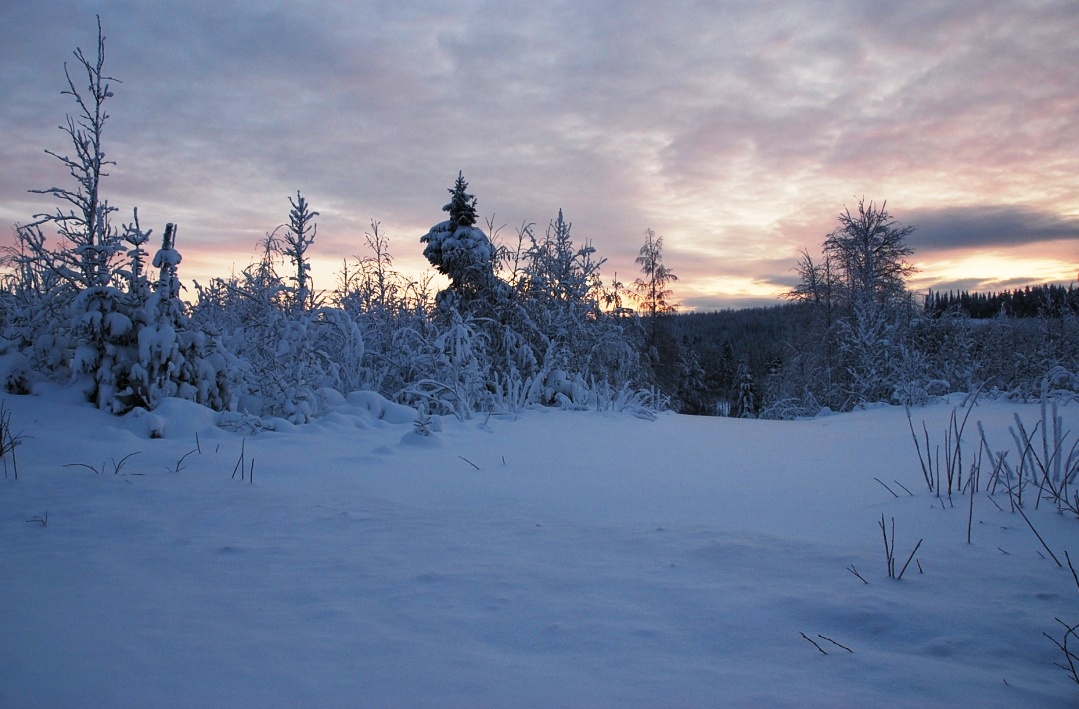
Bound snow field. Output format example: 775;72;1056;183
1;391;1078;707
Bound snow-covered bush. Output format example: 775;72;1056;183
889;345;948;406
400;311;489;419
0;251;73;386
192;260;364;423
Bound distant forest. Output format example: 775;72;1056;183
923;284;1079;319
669;280;1079;417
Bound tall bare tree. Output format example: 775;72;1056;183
633;228;678;346
823;198;916;309
18;16;121;290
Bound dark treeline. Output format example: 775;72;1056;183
669;290;1079;418
924;284;1079;319
667;306;791;416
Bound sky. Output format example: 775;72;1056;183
1;0;1077;310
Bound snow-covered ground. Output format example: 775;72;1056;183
2;387;1078;707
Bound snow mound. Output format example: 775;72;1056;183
339;390;418;425
124;398;218;439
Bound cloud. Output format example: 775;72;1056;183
2;1;1078;305
906;205;1079;251
924;276;1046;295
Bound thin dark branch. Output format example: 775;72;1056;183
800;632;827;655
892;479;914;496
232;437;246;479
874;477;899;498
112;451;140;475
896;538;923;580
64;462;104;474
818;634;853;653
846;564;869;584
1011;494;1063;567
1066;551;1079;592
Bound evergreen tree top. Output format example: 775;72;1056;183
443;171;478;228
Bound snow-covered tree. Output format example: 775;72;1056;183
777;198;920;412
152;222;182;299
421;173;504;308
5;17;149;412
124;224;228;412
823;198;916;310
524;209;604;306
18;16;122;292
733;357;756;418
444;171;479;229
675;347;710;415
788;248;838;329
633;229;678;347
281;191;318;311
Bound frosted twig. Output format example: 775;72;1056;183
112;451;140;475
1043;618;1079;685
232;437;246;479
169;448;198;474
874;478;898;498
846;564;869;584
818;634;853;653
800;632;827;655
893;480;913;496
1010;489;1062;567
0;402;25;480
896;539;923;580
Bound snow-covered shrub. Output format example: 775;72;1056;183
485;210;645;411
889;345;948;406
190;219;368;423
68;285;142;412
202;303;361;423
401;311;489;419
758;391;827;421
0;254;74;384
